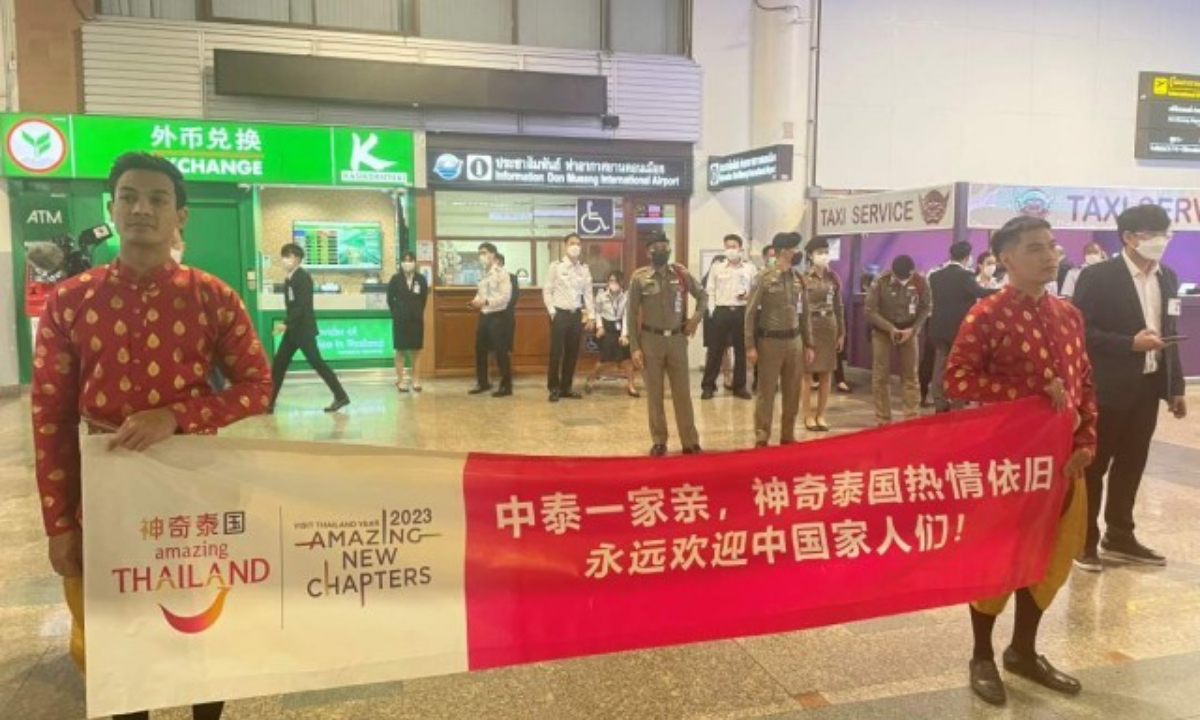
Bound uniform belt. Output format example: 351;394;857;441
714;305;746;311
811;309;834;318
893;320;915;330
757;327;801;339
641;323;686;336
555;307;582;314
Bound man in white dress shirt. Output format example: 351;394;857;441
542;233;596;402
701;234;757;400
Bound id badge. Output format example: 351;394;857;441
827;288;834;306
1168;298;1182;317
908;296;918;315
675;292;682;315
286;286;294;303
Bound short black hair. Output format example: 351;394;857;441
281;243;304;260
723;234;744;248
108;152;188;209
976;251;994;266
990;216;1051;257
564;233;580;242
949;241;973;262
891;254;915;277
401;250;416;262
762;245;776;258
478;242;498;255
607;270;623;283
495;253;506;265
1117;204;1170;236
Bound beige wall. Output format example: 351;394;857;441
15;0;91;113
259;187;398;291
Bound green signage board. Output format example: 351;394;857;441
272;317;393;362
1;114;415;188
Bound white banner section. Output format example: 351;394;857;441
82;436;469;718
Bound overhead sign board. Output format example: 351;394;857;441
968;183;1200;230
1;113;416;187
815;185;955;235
1135;72;1200;160
426;148;691;193
706;144;794;191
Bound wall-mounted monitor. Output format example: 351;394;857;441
292;220;383;271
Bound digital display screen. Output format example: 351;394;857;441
292;220;383;271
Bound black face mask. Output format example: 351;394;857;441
650;250;670;267
790;253;804;267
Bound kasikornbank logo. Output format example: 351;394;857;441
112;510;271;634
6;118;67;173
340;132;409;185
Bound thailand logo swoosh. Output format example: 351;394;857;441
159;587;230;634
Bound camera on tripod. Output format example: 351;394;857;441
26;225;113;282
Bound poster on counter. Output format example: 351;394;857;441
967;183;1200;230
83;399;1071;717
815;185;955;235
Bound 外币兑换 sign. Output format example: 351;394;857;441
1;114;416;188
84;398;1071;716
706;144;794;191
426;148;690;193
815;185;955;235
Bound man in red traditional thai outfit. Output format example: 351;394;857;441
945;215;1098;706
31;152;273;720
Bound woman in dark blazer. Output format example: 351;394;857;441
387;251;429;392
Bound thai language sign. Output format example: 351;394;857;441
706;144;794;191
815;185;955;235
83;398;1071;716
1;113;415;187
967;183;1200;230
427;148;691;193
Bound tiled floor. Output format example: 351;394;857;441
2;369;1199;719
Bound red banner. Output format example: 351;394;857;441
464;398;1072;670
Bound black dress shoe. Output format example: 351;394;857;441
649;444;668;457
324;397;350;413
1002;647;1081;695
969;658;1007;706
682;444;702;454
492;387;512;398
701;389;715;400
548;391;560;402
468;384;493;395
1100;535;1166;566
562;390;583;399
733;389;753;400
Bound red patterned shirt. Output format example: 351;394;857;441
945;286;1098;453
31;259;272;536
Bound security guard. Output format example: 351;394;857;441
628;229;708;456
865;254;931;423
745;232;813;447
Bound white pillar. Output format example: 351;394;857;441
0;0;19;393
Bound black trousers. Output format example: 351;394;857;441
1084;373;1163;552
701;306;747;392
919;329;936;398
476;313;512;388
547;309;583;393
271;331;347;404
115;701;223;720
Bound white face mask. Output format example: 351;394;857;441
724;247;741;261
811;253;830;268
478;254;490;268
1084;253;1104;266
981;263;996;277
401;261;416;273
608;282;621;293
1134;234;1170;262
766;257;776;267
170;248;183;264
567;245;582;259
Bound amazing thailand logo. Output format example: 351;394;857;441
111;510;271;634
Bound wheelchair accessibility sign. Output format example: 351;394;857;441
576;198;615;238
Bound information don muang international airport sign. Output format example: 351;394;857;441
0;113;416;188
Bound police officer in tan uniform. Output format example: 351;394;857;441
744;232;814;447
865;254;931;424
628;230;708;457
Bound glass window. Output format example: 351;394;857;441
610;0;685;55
436;240;533;288
517;0;601;51
419;0;512;44
100;0;196;19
